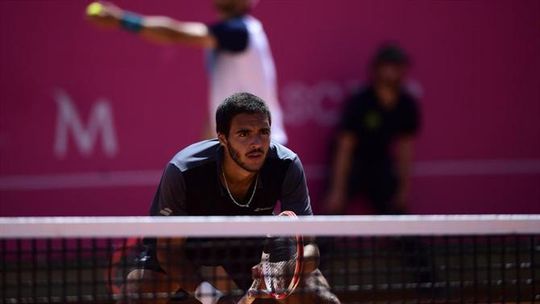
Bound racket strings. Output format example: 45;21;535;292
246;210;304;300
262;255;297;293
260;236;299;294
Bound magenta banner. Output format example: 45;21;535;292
1;1;539;216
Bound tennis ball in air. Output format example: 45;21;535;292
86;2;103;16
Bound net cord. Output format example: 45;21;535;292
1;214;539;239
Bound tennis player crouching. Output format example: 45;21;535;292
125;92;340;304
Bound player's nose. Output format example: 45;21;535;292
250;134;263;147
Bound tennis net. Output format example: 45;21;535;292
1;215;539;303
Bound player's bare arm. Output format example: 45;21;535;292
140;18;216;47
302;238;320;274
395;134;414;209
86;2;217;48
325;131;357;214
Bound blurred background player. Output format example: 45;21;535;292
325;44;421;215
86;0;288;144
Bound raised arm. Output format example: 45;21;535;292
86;2;216;47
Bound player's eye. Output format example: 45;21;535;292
260;129;271;136
238;130;249;137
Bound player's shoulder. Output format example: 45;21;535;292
211;14;251;30
343;87;375;114
267;141;299;163
169;139;220;172
243;15;262;28
347;86;374;105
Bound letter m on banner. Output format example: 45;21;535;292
54;89;118;158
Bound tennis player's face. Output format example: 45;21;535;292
222;113;271;173
375;63;406;88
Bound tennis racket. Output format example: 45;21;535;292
241;210;304;303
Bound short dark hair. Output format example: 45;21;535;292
371;43;410;68
215;92;272;136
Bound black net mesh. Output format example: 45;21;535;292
1;227;539;303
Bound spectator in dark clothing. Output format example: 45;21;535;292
325;44;421;215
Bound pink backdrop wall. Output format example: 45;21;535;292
1;0;539;216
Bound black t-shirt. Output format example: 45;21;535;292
339;86;420;167
150;139;313;217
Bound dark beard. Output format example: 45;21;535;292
226;141;260;173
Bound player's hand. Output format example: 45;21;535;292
85;2;123;28
302;242;320;274
238;264;275;302
236;264;272;304
324;189;346;215
248;264;272;297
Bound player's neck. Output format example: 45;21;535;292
375;84;399;110
222;158;257;185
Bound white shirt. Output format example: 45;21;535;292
208;15;287;144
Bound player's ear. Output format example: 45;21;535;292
217;133;227;146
